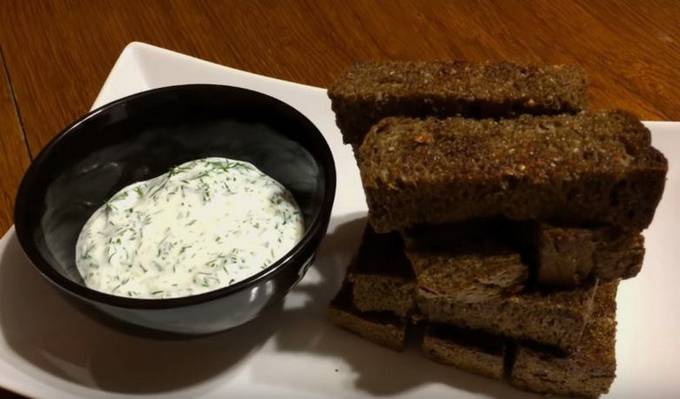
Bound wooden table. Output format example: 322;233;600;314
0;0;678;395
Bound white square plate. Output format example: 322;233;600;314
0;42;678;398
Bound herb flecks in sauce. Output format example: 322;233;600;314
75;158;304;299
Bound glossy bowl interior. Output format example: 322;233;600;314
14;84;336;336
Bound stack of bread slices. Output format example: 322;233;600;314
326;61;667;398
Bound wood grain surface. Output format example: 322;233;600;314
0;49;30;236
0;0;678;396
0;50;31;399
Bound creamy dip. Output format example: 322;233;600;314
75;158;304;299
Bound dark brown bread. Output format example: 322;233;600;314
328;61;588;145
402;219;516;251
536;226;644;286
406;243;528;302
348;225;415;317
358;111;667;233
510;281;618;398
351;277;415;318
590;280;619;319
403;220;645;287
328;284;407;351
422;324;506;379
409;247;597;351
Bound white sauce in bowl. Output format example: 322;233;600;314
75;158;304;299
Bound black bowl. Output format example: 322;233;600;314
14;84;336;337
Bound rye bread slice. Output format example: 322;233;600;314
328;61;588;145
510;281;618;398
403;220;644;287
422;323;506;380
348;225;415;317
358;111;667;233
406;243;528;302
536;225;644;286
408;248;597;352
328;283;407;351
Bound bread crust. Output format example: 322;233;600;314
423;324;506;380
510;281;618;398
411;248;598;352
358;112;667;233
402;220;645;287
348;226;415;317
328;61;588;145
328;284;407;351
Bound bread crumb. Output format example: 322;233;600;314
414;132;434;144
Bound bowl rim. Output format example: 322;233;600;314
14;84;336;310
